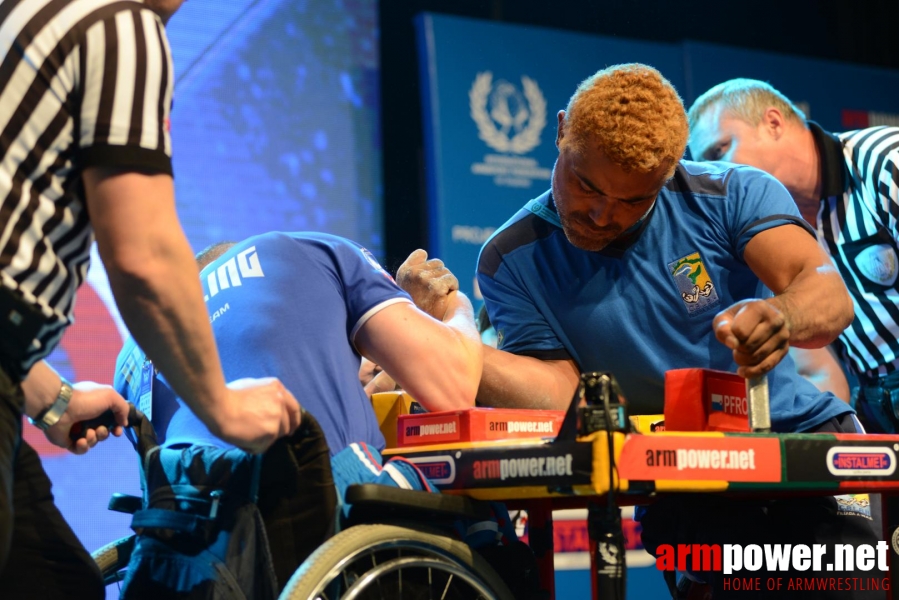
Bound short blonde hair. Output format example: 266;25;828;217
687;78;806;132
562;63;687;178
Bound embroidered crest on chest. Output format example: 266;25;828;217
668;252;720;315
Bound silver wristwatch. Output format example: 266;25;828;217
29;379;73;432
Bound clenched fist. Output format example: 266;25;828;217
713;299;791;379
396;249;459;319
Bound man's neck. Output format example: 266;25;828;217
780;126;822;225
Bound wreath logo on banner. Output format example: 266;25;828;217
469;72;546;155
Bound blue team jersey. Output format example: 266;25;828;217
114;232;412;453
477;161;851;433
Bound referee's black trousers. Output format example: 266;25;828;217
0;362;103;599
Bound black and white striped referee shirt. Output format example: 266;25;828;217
811;121;899;380
0;0;173;372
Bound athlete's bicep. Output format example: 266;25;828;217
743;224;833;294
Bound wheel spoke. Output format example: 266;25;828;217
441;573;453;600
372;553;384;597
342;568;350;591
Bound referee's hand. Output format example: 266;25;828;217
213;378;302;454
46;383;130;455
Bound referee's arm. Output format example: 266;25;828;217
83;168;226;426
83;168;301;454
68;4;299;454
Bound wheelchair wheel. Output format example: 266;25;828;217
92;535;135;587
280;523;514;600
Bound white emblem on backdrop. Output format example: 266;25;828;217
468;72;552;189
470;72;545;154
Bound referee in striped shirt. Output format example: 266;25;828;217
688;79;899;434
0;1;301;596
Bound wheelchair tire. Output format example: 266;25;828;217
280;522;515;600
92;534;135;585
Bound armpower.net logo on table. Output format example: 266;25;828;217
644;447;758;471
405;422;458;437
617;435;782;482
472;454;574;482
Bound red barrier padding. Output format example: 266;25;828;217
664;368;750;432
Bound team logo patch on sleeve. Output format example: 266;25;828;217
668;252;720;315
360;247;397;283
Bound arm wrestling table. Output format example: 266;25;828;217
384;428;899;599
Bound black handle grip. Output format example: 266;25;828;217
68;409;118;442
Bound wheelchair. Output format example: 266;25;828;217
278;483;515;599
94;485;514;599
90;408;515;600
